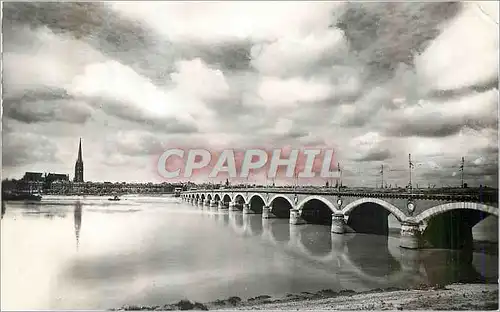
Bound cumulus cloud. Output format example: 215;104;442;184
416;2;499;91
68;60;199;126
170;58;230;100
257;76;333;107
250;29;347;77
381;89;498;137
2;132;59;167
348;132;393;162
109;2;342;43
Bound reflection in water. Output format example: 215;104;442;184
298;225;333;257
331;233;348;254
345;234;401;277
232;212;244;229
1;201;6;219
243;214;263;236
223;213;498;286
421;248;494;284
2;196;498;310
263;218;290;243
222;212;229;226
229;212;246;236
14;203;68;219
398;247;422;274
74;202;82;251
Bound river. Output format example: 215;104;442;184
1;195;497;310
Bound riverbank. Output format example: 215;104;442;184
113;283;498;311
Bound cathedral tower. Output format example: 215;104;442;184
74;138;84;182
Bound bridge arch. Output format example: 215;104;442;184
267;194;295;219
415;202;498;250
214;194;221;202
297;195;338;213
207;194;212;201
233;193;247;204
222;194;232;204
248;193;267;205
415;202;498;226
267;194;294;208
248;193;266;213
342;198;406;222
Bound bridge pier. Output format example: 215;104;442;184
400;222;422;249
218;201;228;210
262;205;276;219
243;204;257;214
229;201;241;211
290;209;306;225
331;214;346;234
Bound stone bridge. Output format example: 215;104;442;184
181;188;498;249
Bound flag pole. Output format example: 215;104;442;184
381;164;384;189
409;153;412;189
460;156;465;188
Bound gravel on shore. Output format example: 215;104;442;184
113;283;498;311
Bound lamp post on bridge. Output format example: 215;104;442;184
380;164;384;189
460;156;465;188
337;162;342;193
408;154;414;191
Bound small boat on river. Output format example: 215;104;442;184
108;195;121;201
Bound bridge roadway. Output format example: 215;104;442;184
182;187;499;249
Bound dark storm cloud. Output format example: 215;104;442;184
205;96;255;120
2;133;59;167
2;2;174;84
419;164;498;182
3;87;73;104
473;145;499;155
3;2;252;85
2;87;196;133
3;88;93;124
383;115;498;138
386;121;464;138
354;149;392;162
427;79;499;101
82;97;199;134
335;2;463;82
184;41;252;72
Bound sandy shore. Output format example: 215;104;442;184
113;283;498;311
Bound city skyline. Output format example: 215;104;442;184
2;2;499;187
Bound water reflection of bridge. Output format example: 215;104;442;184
207;209;495;287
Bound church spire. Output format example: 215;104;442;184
74;138;84;182
78;138;83;162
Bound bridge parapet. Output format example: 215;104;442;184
184;188;498;205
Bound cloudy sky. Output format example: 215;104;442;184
2;1;499;187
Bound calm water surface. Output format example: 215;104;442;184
1;195;498;310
